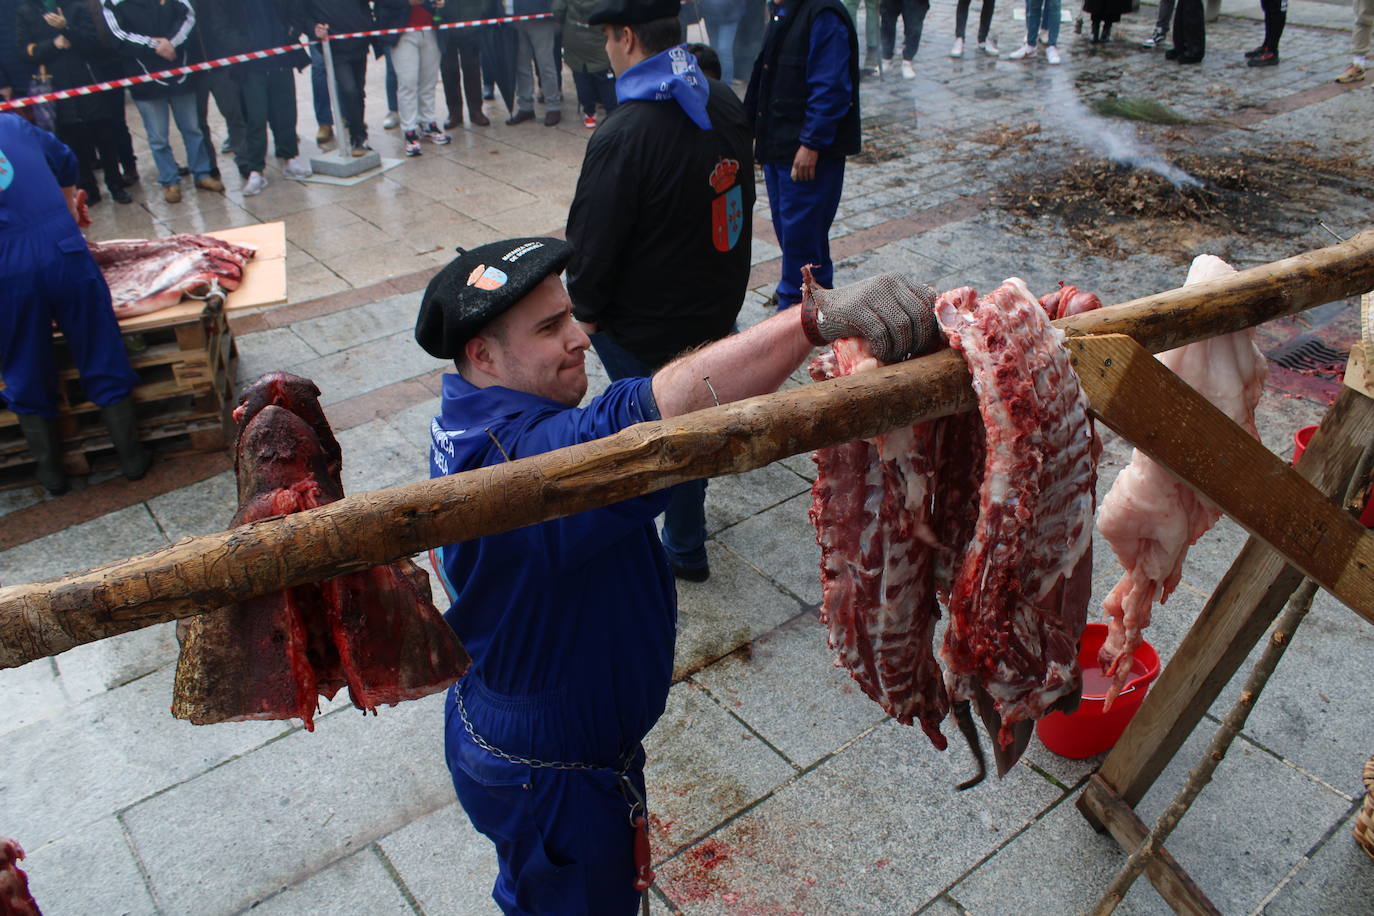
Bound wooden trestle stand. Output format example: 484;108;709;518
1066;331;1374;913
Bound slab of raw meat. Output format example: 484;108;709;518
0;838;40;916
89;233;256;319
1096;254;1267;705
936;280;1097;751
172;373;468;729
809;338;951;749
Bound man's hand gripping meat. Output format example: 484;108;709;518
799;269;940;363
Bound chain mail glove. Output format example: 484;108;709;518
799;272;939;363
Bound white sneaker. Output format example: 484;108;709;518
1007;43;1036;60
280;157;313;179
980;38;999;55
1046;45;1062;64
242;171;267;196
382;110;399;129
950;38;964;58
881;57;894;75
901;59;916;79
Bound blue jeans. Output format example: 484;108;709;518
704;17;740;81
133;92;211;186
590;331;709;570
1025;0;1061;45
764;156;846;308
310;43;333;127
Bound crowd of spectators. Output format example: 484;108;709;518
0;0;1367;213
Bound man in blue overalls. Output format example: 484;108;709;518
0;112;147;495
745;0;861;310
415;234;936;914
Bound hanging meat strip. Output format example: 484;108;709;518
935;281;1097;761
809;338;951;749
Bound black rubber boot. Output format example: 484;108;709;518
16;414;69;495
99;399;153;481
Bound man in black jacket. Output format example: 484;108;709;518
565;0;754;582
745;0;859;309
309;0;377;155
0;0;31;102
232;0;313;195
101;0;225;202
17;0;132;203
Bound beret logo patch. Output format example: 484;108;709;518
466;264;508;290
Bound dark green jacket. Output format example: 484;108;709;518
553;0;608;72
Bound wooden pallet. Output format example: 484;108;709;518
0;303;239;491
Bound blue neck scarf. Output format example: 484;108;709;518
615;45;713;130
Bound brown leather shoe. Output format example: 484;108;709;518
544;110;561;127
163;184;182;203
444;115;460;129
505;110;534;125
195;176;225;192
470;111;490;126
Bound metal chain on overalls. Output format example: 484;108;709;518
454;680;658;908
454;679;632;775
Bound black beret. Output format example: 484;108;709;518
415;237;573;359
588;0;681;26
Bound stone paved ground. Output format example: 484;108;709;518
4;0;1374;912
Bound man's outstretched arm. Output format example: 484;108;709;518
651;274;938;418
652;307;814;419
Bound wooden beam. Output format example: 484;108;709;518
1069;336;1374;624
4;232;1374;669
1080;386;1374;816
1078;775;1223;916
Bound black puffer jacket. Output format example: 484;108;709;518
16;0;123;123
306;0;378;59
100;0;201;100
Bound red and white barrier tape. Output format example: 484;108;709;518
0;14;553;112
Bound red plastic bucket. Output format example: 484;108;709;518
1294;425;1317;463
1036;623;1161;759
1293;425;1374;526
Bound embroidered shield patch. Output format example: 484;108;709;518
711;185;743;252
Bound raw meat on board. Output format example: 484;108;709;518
89;233;256;319
1096;254;1267;706
172;372;468;729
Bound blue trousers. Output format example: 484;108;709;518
445;684;646;916
590;331;709;570
0;226;139;418
764;156;846;308
1025;0;1062;45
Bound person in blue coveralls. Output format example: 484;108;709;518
0;112;148;496
744;0;860;310
414;235;936;914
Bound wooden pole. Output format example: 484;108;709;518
3;232;1374;668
